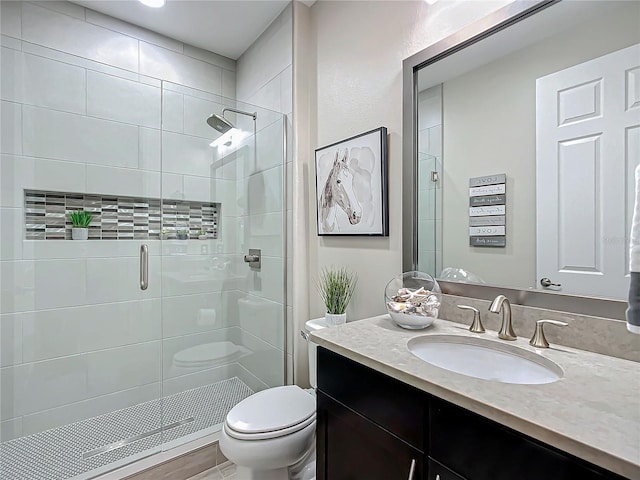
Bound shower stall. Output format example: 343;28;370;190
0;2;288;478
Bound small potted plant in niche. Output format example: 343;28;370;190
314;266;358;327
177;225;189;240
198;228;208;240
69;210;93;240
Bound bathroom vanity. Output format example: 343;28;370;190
311;316;639;480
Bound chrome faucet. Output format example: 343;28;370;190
489;295;516;340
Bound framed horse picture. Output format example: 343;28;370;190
315;127;389;236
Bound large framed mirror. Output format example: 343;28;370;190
402;0;639;319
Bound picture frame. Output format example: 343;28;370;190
315;126;388;236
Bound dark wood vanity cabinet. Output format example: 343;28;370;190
316;347;628;480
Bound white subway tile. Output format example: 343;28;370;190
139;42;222;94
0;313;22;367
162;363;238;396
162;172;184;200
250;75;281;113
237;331;284;388
23;105;139;168
21;41;139;83
0;1;21;39
428;125;442;157
21;299;161;362
86;341;161;398
1;100;22;155
31;1;85;20
1;417;22;441
211;178;237;217
234;363;268;394
21;382;160;436
139;127;161;171
22;239;161;260
86;165;161;198
220;215;240;254
161;255;229;297
11;354;89;417
0;154;86;208
162;328;237;379
162;292;225;338
183;94;223;139
161;89;184;134
85;256;161;304
250;256;284;304
87;71;161;128
0;207;23;261
183;44;235;71
246;212;283;258
162;130;214;177
222;70;236;100
21;3;139;73
255;120;285;173
183;174;211;203
1;34;21;50
245;166;284;215
238;293;284;350
281;66;292;115
85;8;183;54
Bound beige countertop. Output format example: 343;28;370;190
310;315;640;479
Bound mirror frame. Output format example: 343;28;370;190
402;0;627;320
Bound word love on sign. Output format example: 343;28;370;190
468;173;506;248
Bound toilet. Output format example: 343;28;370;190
219;318;326;480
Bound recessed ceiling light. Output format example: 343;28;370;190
138;0;165;8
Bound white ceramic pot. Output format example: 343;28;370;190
72;227;88;240
324;312;346;327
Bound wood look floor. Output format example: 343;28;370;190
186;461;236;480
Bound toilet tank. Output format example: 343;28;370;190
304;318;328;388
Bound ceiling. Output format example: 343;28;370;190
71;0;292;59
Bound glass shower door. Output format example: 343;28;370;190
158;83;287;448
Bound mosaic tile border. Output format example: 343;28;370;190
24;190;219;241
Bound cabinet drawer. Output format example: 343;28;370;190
317;391;424;480
317;347;426;450
428;458;466;480
429;399;625;480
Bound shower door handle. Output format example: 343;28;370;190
140;244;149;291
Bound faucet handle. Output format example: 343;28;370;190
457;305;485;333
529;319;568;348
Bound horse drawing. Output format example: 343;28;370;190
320;149;362;232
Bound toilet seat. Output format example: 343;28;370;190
225;385;315;441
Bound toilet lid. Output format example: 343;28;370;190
226;385;315;434
173;342;244;368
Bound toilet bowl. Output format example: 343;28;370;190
219;318;327;480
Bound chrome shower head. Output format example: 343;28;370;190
206;113;234;134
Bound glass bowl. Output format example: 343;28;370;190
384;271;441;329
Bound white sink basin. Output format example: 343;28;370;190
407;335;563;385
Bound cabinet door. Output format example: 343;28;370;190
317;391;424;480
428;458;466;480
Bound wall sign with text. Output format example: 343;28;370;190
468;173;506;247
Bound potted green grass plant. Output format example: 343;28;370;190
69;210;93;240
314;266;358;327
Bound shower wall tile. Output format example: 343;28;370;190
183;94;223;139
162;328;237;380
85;8;182;54
31;1;86;21
245;166;284;216
1;417;23;442
22;239;162;260
0;207;24;261
183;174;213;203
162;90;184;134
139;127;161;172
183;44;236;72
222;70;237;100
139;42;222;94
86;341;161;398
86;165;161;199
21;382;161;437
0;1;21;39
21;3;139;73
162;363;239;397
249;255;284;304
162;130;213;177
86;256;162;303
211;179;238;217
281;65;293;115
1;48;86;114
0;314;22;367
238;293;284;350
2;353;89;418
246;211;284;257
161;255;232;297
162;291;226;338
0;100;22;155
237;330;284;389
255;120;285;173
87;71;161;128
20;299;161;363
162;173;185;200
22;105;139;168
235;364;269;394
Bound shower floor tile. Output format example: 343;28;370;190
0;377;253;480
